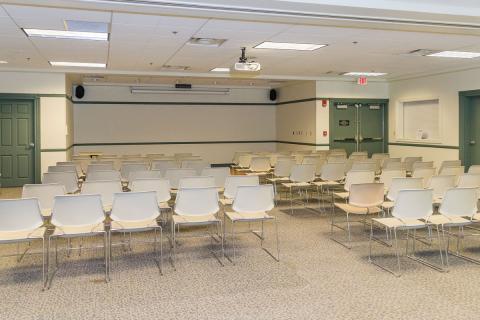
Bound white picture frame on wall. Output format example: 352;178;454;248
395;98;442;143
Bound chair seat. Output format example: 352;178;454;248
333;192;349;199
110;218;159;232
173;214;220;226
225;211;273;222
372;217;425;229
335;203;382;215
312;180;341;186
267;177;289;182
282;182;311;188
382;201;394;209
0;227;46;242
219;198;233;206
471;213;480;221
52;223;106;237
427;215;471;227
246;172;269;176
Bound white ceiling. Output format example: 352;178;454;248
1;1;480;82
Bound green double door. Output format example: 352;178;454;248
0;99;36;187
330;102;387;156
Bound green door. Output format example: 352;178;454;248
359;104;385;156
466;97;480;167
330;104;357;155
0;100;36;187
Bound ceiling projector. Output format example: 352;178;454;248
233;47;261;72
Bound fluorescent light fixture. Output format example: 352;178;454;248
187;37;226;47
131;86;230;95
343;72;387;76
23;28;108;41
0;60;7;64
210;67;230;72
49;61;106;68
427;51;480;59
254;41;327;51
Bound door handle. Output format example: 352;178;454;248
27;142;35;149
470;140;476;145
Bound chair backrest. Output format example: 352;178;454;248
412;161;434;170
439;166;464;176
327;154;347;163
201;167;230;188
439;160;462;173
386;177;424;202
320;162;345;181
42;172;78;193
439;187;478;218
249;157;271;172
371;153;389;161
57;161;75;166
146;153;164;159
238;154;253;168
348;183;384;207
131;178;171;203
404;157;423;172
127;170;162;187
412;167;436;186
232;185;275;213
48;165;77;176
91;160;115;166
274;159;294;178
120;163;149;180
22;183;66;211
152;160;178;175
110;191;160;222
379;169;406;191
178;176;216;189
344;170;375;191
428;175;456;199
121;154;142;159
51;194;105;227
88;163;114;172
181;159;210;174
86;170;121;182
0;198;44;232
302;156;325;175
468;165;480;174
457;173;480;188
351;160;376;172
392;189;433;220
383;161;404;170
224;175;260;199
174;187;219;216
80;180;123;208
290;164;316;183
165;168;198;189
381;158;401;169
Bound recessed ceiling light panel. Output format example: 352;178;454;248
187;37;226;47
0;60;7;64
23;28;108;41
427;51;480;59
210;67;230;72
343;72;387;76
49;61;106;68
254;41;327;51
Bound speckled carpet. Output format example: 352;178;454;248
1;187;480;320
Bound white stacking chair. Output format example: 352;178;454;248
146;153;164;159
369;189;442;276
222;175;260;205
237;154;253;169
81;180;123;212
181;159;209;170
0;198;47;288
312;162;346;207
438;160;462;174
248;157;271;174
412;167;436;187
232;151;250;166
382;177;424;212
121;154;142;159
178;176;216;189
165;168;197;189
57;162;82;177
427;187;478;268
428;175;456;203
349;151;368;160
109;191;163;274
120;163;149;181
457;173;480;189
282;164;316;214
49;194;108;286
201;167;230;191
381;158;401;169
172;187;223;267
468;165;480;174
372;153;389;162
86;170;122;182
332;183;384;248
91;160;115;166
333;170;375;201
266;159;294;199
224;185;279;263
131;178;172;220
438;166;464;177
327;154;347;163
22;183;66;217
42;172;79;194
127;170;162;188
88;163;114;173
383;161;404;171
73;156;91;173
379;169;406;192
404;157;423;173
302;156;325;176
412;161;434;171
152;159;178;175
351;160;376;172
48;165;77;178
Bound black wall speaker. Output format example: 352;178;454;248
75;85;85;99
269;89;277;101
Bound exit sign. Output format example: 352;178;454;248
357;77;368;85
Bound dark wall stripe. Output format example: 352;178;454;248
389;142;459;150
73;100;276;106
276;141;329;147
71;140;329;147
41;145;74;152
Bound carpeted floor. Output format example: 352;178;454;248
1;187;480;319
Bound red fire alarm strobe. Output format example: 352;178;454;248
323;131;328;137
321;99;328;107
357;77;368;85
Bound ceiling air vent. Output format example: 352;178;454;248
161;65;191;71
406;49;438;56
